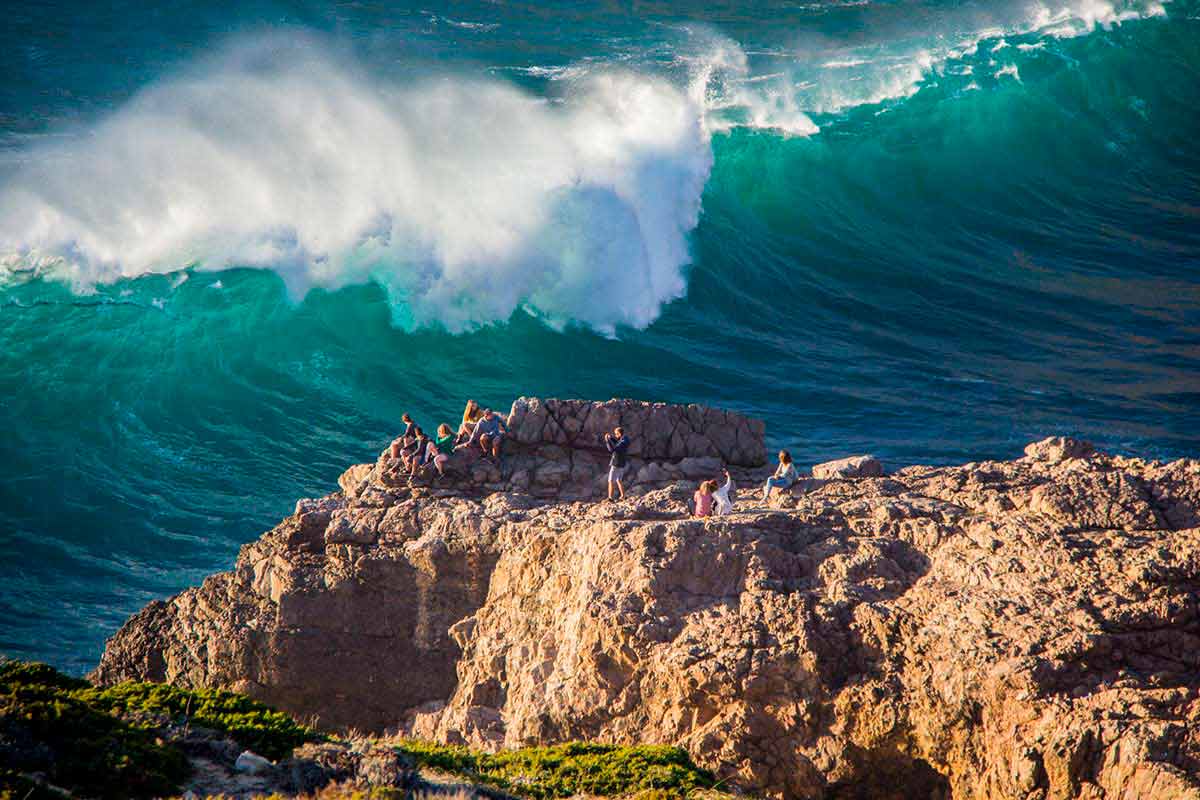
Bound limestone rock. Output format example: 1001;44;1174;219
506;397;766;466
95;404;1200;800
1024;436;1095;464
811;454;884;479
338;464;373;499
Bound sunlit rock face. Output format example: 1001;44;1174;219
95;402;1200;799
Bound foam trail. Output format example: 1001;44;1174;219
758;0;1171;115
0;38;712;333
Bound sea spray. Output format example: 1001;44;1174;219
0;37;712;333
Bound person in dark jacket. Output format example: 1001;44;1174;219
603;426;630;501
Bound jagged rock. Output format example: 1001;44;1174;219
94;401;1200;800
323;508;381;545
283;741;414;792
1024;436;1095;464
359;398;767;503
338;464;373;499
506;397;766;466
636;462;673;484
677;456;723;480
811;454;884;479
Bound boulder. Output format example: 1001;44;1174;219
323;508;381;545
235;750;274;776
677;456;723;480
1024;436;1095;464
811;454;884;479
636;462;673;485
337;464;374;499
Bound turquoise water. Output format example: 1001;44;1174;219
1;1;1198;673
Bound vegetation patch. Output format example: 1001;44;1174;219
78;679;315;760
0;661;190;799
0;660;317;799
1;661;729;800
397;740;718;799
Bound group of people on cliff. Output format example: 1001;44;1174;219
388;399;508;479
388;401;800;515
689;450;796;517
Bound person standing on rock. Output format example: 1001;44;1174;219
603;426;630;501
762;450;797;501
466;408;508;459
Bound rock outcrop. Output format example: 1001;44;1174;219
811;454;884;479
95;398;1200;800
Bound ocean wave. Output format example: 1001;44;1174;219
0;1;1184;331
0;36;713;333
734;0;1173;115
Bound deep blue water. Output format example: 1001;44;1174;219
1;1;1198;674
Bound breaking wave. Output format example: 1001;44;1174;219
0;0;1181;334
0;38;712;333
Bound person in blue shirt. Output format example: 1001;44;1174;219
762;450;797;501
464;407;508;459
603;426;630;501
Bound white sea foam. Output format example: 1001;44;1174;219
785;0;1169;114
677;36;819;135
821;58;870;68
0;37;713;333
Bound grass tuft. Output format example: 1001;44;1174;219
397;740;717;799
77;680;315;760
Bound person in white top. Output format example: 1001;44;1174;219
713;469;735;516
762;450;797;501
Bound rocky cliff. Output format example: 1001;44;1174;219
94;399;1200;800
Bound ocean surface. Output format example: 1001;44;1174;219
1;1;1198;674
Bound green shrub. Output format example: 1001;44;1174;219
78;680;316;760
0;660;318;798
0;662;190;799
397;740;717;799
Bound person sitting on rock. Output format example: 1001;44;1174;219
713;469;735;516
390;413;418;460
405;426;431;474
465;408;507;459
694;480;716;517
762;450;797;501
421;423;456;477
456;400;484;443
603;426;630;501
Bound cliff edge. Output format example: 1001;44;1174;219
94;398;1200;799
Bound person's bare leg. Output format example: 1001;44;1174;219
607;479;615;501
617;478;625;500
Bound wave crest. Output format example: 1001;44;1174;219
0;38;713;333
